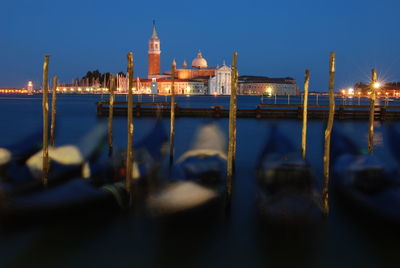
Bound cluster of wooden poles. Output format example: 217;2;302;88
302;53;378;216
40;52;378;216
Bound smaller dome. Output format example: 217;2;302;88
192;51;208;69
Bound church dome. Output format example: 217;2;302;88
191;51;208;69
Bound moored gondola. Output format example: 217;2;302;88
147;123;227;225
331;129;400;224
0;124;108;196
0;121;168;221
256;126;323;226
0;131;43;176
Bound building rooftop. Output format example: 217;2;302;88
239;75;296;84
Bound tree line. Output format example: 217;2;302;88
73;70;126;87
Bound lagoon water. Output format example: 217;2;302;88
0;94;399;268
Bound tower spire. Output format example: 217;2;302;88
151;20;158;39
148;20;161;78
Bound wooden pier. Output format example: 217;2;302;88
96;101;400;120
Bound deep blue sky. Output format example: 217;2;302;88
1;0;400;91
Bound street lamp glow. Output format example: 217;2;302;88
373;82;381;89
348;88;354;95
266;87;272;96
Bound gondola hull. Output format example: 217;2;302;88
256;126;323;226
332;130;400;224
147;123;227;227
0;179;127;222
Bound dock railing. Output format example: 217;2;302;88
96;101;400;120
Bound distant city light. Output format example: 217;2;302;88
348;88;354;95
373;82;381;89
27;81;33;91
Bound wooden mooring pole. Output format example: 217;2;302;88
368;69;377;154
322;52;335;216
42;55;50;187
108;74;115;156
125;52;134;193
301;69;310;160
169;60;176;167
50;75;58;147
227;52;238;204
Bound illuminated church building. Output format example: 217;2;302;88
146;23;231;95
115;22;297;96
51;22;298;95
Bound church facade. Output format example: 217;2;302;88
106;23;298;96
147;23;230;95
209;65;231;95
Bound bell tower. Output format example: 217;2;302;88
148;21;161;78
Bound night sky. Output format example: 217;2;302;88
1;0;399;91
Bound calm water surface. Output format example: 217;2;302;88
0;94;399;268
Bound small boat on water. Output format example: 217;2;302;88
256;126;322;226
331;129;400;223
0;131;43;169
387;124;400;164
0;124;108;196
0;121;168;220
147;123;227;223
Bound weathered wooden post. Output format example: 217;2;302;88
42;55;50;187
301;69;310;160
227;52;238;204
368;69;377;154
125;52;134;193
322;52;335;216
50;75;58;147
169;59;176;167
108;74;115;156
